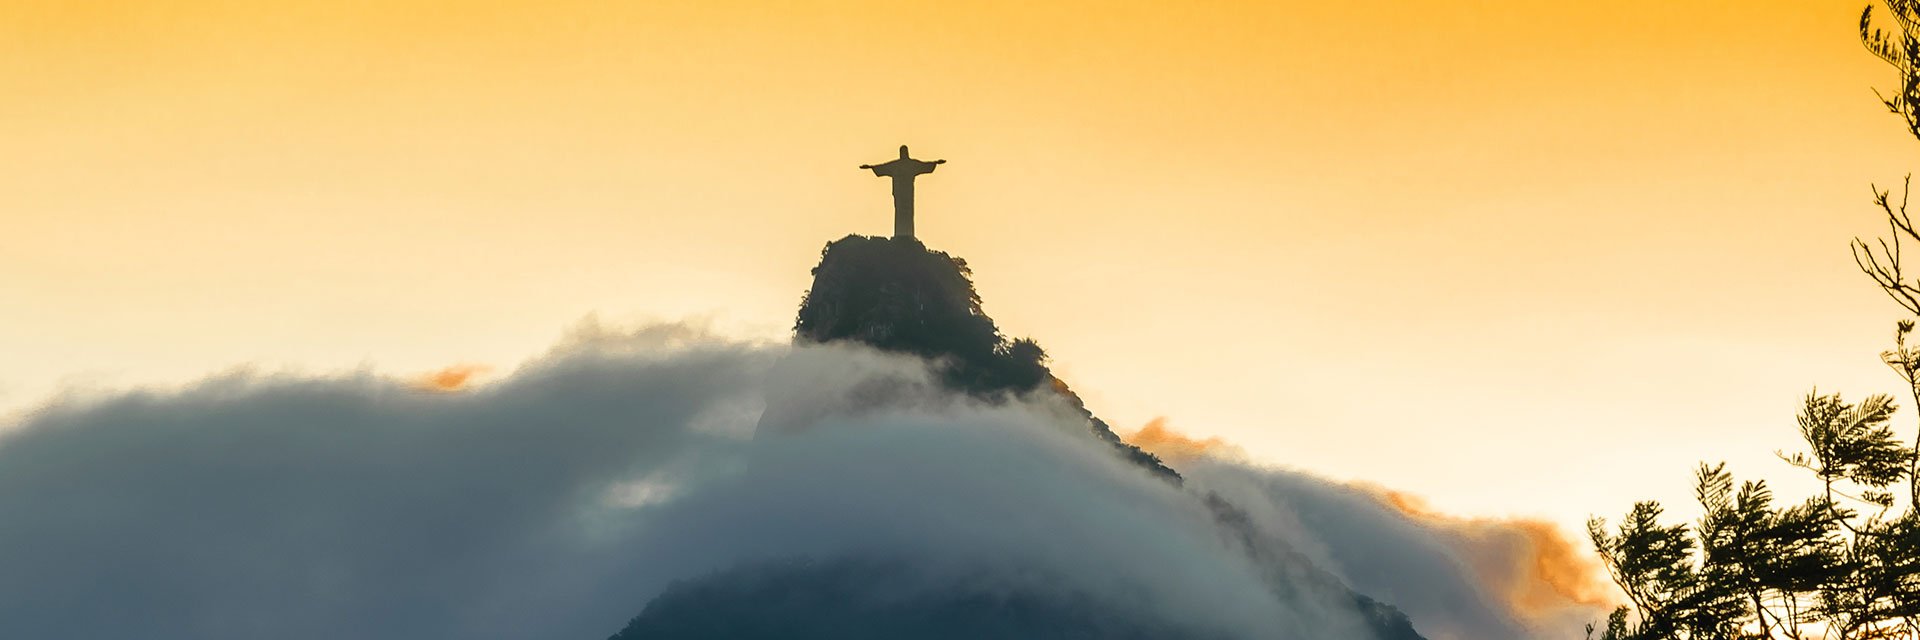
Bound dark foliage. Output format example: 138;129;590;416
796;234;1045;394
793;234;1178;480
1586;395;1918;639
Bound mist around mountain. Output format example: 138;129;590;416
611;235;1427;640
0;235;1593;640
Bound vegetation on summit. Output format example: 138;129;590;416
794;233;1178;479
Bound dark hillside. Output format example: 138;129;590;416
793;234;1176;479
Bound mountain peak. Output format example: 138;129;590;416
793;234;1178;479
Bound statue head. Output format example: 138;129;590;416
898;145;910;159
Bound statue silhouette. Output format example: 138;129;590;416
860;145;945;239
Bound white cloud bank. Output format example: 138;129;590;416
0;325;1600;639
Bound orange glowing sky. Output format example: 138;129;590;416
3;0;1915;534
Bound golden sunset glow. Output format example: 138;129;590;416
411;363;492;392
4;0;1915;546
1124;417;1246;464
1376;489;1619;619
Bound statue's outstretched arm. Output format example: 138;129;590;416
932;159;946;165
858;164;874;169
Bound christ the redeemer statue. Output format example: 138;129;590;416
860;145;944;239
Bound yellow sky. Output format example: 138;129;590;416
3;0;1915;533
